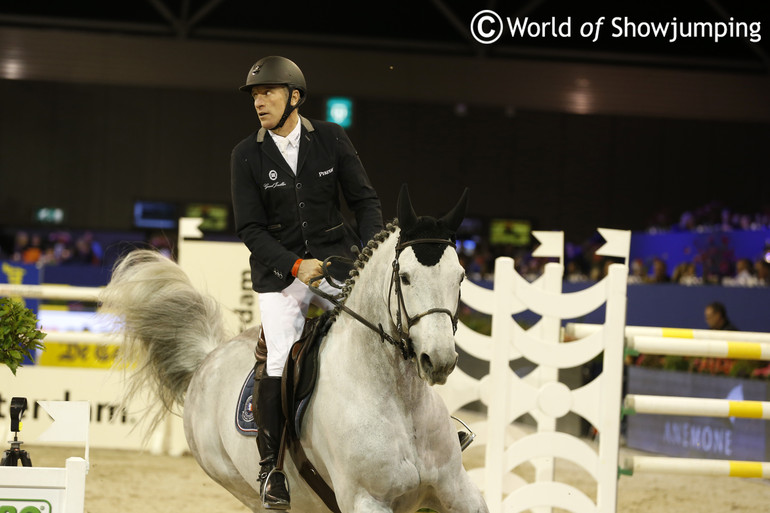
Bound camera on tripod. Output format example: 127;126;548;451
2;396;33;467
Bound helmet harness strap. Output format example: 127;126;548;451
274;86;305;130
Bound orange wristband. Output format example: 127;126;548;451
291;258;303;277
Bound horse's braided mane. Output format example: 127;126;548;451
328;219;399;321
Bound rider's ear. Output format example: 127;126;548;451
439;188;469;233
397;183;418;231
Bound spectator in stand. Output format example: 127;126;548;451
755;258;770;286
627;258;647;284
48;231;73;264
704;301;738;331
21;233;44;264
69;232;101;265
11;231;29;262
672;261;702;286
648;257;670;283
565;259;588;283
722;257;758;287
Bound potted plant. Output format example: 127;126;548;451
0;298;46;375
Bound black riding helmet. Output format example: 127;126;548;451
240;56;307;130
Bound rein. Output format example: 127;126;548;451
309;235;459;361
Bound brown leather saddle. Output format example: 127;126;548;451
254;312;341;513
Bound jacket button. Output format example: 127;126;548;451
296;182;302;189
299;202;305;208
302;221;308;228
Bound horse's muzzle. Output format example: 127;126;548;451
419;351;458;385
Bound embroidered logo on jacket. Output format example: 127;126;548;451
319;167;334;177
268;169;278;180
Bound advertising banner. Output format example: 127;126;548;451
1;366;159;451
626;366;770;461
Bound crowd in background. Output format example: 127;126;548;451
460;201;770;287
1;201;769;287
4;230;104;266
0;229;174;268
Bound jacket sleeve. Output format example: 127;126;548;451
333;125;384;245
231;145;298;279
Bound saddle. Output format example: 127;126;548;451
252;312;341;513
281;312;334;437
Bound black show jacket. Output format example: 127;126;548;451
231;116;383;293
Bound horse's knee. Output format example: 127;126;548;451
346;494;392;513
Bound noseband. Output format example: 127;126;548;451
309;235;460;361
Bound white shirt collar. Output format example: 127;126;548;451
269;116;302;149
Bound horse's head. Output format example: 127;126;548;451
390;184;468;385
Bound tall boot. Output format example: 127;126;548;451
256;376;290;510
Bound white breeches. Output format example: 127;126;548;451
258;277;338;377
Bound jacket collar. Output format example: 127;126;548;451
257;116;314;177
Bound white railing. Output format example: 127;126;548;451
0;401;89;513
439;246;629;513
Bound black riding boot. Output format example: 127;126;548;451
256;376;290;510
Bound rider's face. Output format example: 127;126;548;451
251;85;289;131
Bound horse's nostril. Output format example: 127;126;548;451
449;354;458;373
420;353;433;373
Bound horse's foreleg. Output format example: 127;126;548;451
352;496;393;513
434;470;489;513
334;492;393;513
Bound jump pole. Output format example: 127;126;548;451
0;283;103;302
41;331;122;345
625;455;770;478
566;323;770;344
624;394;770;419
627;335;770;360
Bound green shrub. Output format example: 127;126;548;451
0;297;46;375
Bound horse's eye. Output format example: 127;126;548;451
400;273;411;286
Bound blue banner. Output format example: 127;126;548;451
626;366;770;461
0;261;40;313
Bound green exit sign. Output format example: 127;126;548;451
326;97;353;128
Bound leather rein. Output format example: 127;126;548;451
309;235;460;360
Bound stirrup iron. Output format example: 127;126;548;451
452;415;476;451
261;467;290;510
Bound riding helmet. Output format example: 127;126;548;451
239;55;307;98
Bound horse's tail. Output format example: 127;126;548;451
99;249;228;434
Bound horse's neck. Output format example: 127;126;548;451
328;230;425;397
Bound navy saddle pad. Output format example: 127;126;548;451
235;367;258;436
234;366;313;437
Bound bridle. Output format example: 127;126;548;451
388;237;460;358
310;235;460;360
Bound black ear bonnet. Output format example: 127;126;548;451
396;184;469;267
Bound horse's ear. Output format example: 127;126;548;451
440;188;470;233
397;183;418;231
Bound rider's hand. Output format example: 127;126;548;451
297;258;324;285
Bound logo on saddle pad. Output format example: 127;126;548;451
236;368;258;435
